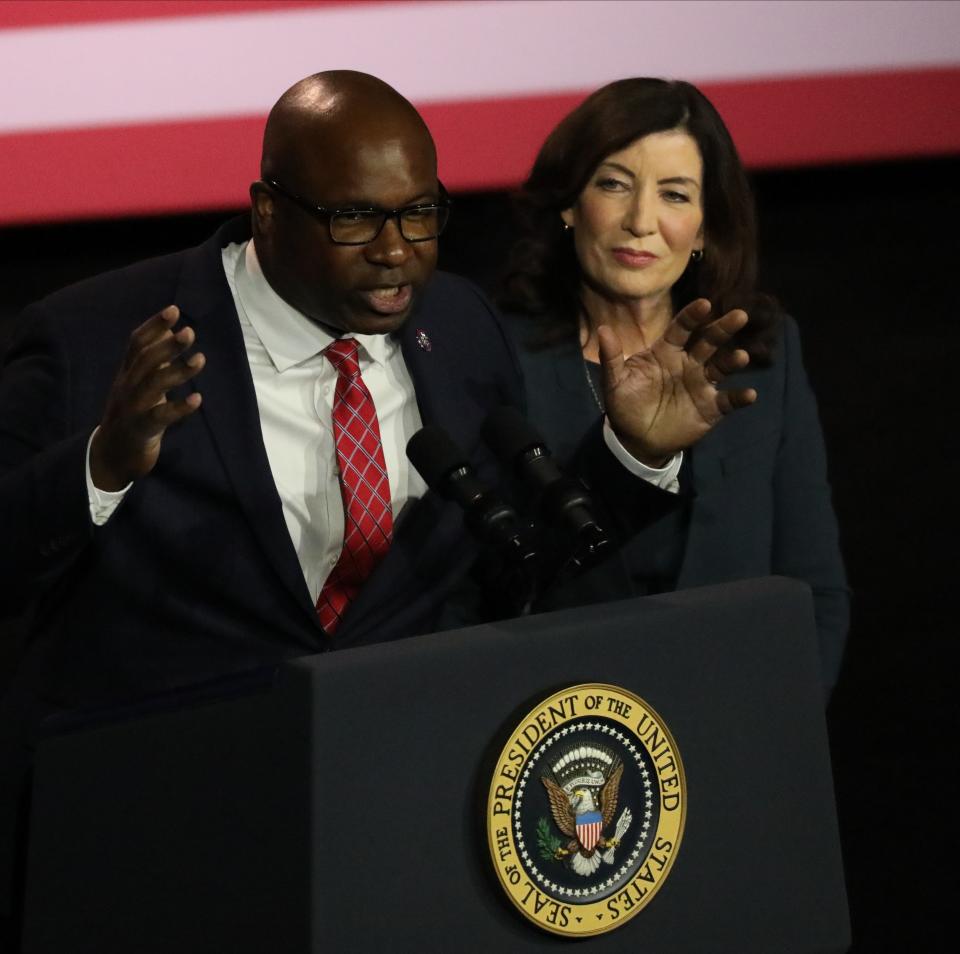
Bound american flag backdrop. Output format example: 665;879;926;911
0;0;958;226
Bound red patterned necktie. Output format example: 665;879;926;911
316;338;394;635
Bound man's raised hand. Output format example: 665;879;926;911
599;298;757;467
90;306;205;491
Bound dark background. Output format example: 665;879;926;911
1;156;956;950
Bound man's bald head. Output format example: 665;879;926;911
250;71;444;335
261;71;434;186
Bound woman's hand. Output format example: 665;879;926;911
599;298;756;466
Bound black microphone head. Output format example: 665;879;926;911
406;425;468;489
482;405;546;461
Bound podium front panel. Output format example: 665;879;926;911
22;577;849;953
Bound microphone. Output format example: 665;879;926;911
481;406;611;572
406;425;537;570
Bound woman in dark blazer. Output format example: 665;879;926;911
500;78;848;693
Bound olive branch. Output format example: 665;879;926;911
536;816;563;862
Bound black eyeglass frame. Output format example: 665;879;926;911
262;177;451;245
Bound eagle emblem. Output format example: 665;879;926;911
540;744;633;876
487;686;685;936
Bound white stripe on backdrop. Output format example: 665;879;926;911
1;0;958;135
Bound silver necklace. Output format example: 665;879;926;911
583;357;604;412
579;306;606;412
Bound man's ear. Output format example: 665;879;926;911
250;181;274;238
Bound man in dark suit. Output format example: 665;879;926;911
0;70;753;939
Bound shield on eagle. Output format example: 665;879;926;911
576;810;603;852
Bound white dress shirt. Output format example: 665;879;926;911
224;239;425;601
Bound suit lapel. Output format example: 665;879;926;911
398;310;483;448
174;225;319;629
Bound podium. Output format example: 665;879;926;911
20;578;849;953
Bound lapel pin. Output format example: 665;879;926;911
415;329;432;352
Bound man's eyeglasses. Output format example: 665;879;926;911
263;178;451;246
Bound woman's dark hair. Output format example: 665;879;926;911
499;77;780;363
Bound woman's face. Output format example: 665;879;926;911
562;129;704;308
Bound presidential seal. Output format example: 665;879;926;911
486;684;685;937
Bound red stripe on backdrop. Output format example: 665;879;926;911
707;68;960;169
0;67;958;226
0;117;265;224
0;0;373;30
427;68;960;189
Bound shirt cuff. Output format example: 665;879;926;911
602;418;682;494
86;428;131;526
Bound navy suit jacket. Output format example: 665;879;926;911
0;217;533;710
508;314;849;694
